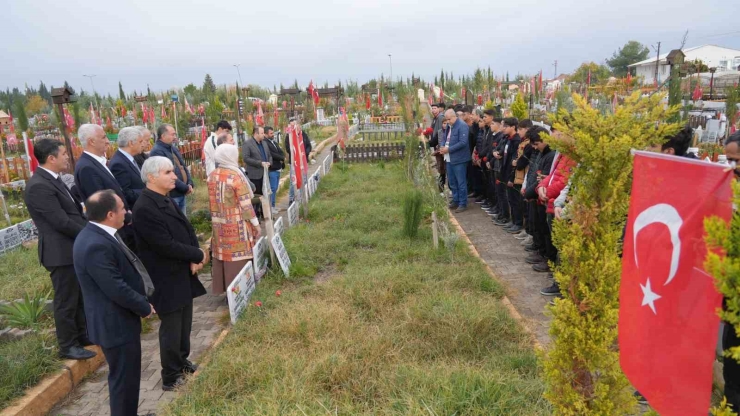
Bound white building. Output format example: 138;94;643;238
628;44;740;86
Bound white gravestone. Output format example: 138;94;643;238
226;261;257;324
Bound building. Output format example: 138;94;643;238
628;45;740;85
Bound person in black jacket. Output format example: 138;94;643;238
428;103;447;192
479;110;498;215
510;119;534;235
110;127;145;208
74;124;137;250
74;190;155;416
265;127;285;214
494;118;521;228
133;156;208;391
25;139;95;360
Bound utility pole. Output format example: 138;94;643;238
653;42;661;87
388;54;393;85
553;60;558;79
83;74;99;115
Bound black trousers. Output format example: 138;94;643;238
525;200;537;235
47;265;87;350
435;154;446;192
507;185;523;226
484;169;497;207
103;340;141;416
158;302;193;385
495;176;509;221
536;204;555;260
530;201;543;249
545;212;558;262
471;165;485;196
251;177;264;196
724;324;740;410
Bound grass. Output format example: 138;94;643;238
163;162;548;415
0;245;50;301
0;333;61;411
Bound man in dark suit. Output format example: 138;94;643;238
24;139;95;360
133;156;207;391
74;190;155;416
242;126;272;195
110;127;145;208
74;123;135;249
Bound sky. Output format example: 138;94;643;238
2;0;739;96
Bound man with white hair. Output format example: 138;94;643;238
110;127;145;208
133;126;151;168
74;123;134;247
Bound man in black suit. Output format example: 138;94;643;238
74;123;135;249
24;139;95;360
133;156;207;391
110;127;145;208
74;190;155;416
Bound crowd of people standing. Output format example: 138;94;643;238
22;117;313;416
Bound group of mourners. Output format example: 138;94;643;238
23;117;312;416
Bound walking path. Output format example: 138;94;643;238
451;201;552;346
52;141;336;416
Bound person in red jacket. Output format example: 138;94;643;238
535;152;576;296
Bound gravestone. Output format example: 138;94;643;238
226;261;257;324
252;237;269;281
271;234;291;277
287;202;299;227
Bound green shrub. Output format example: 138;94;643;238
401;190;423;239
0;291;51;329
0;333;60;410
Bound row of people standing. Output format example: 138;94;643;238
25;123;206;416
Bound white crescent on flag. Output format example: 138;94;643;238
632;203;683;286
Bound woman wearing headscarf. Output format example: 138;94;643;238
207;144;261;295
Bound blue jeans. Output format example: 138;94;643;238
268;170;280;207
171;195;186;215
446;162;469;207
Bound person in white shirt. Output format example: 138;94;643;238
203;120;232;176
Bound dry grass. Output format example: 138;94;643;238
163;163;548;415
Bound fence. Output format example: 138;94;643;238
340;142;405;162
687;115;709;129
0;157;30;182
357;122;406;141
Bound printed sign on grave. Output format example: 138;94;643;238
271;234;292;277
252;237;269;281
226;261;257;324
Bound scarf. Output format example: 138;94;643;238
214;144;253;197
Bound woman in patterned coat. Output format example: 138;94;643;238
207;144;261;294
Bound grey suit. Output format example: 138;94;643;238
242;138;273;181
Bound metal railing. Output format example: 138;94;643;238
359;122;406;132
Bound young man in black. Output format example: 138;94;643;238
493;118;521;230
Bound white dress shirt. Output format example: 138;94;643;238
91;222;118;238
84;151;114;177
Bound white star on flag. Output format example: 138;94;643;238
640;278;662;315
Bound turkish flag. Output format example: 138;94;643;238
25;134;38;174
619;151;733;416
290;128;303;189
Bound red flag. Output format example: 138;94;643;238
141;103;148;123
626;72;633;86
619;151;733;416
365;94;371;110
461;87;466;102
25;135;38;174
161;105;166;119
150;108;155;123
256;101;264;126
289;127;303;189
539;70;543;93
377;88;383;107
692;83;703;101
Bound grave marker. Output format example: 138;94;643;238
271;234;291;276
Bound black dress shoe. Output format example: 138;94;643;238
525;253;545;264
533;262;552;273
183;360;198;374
524;245;538;252
448;203;459;210
78;337;94;347
162;376;186;391
59;346;97;360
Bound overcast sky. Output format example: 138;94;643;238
3;0;739;96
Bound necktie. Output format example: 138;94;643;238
56;176;76;203
114;232;155;297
